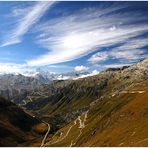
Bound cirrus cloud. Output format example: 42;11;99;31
27;3;148;66
88;38;148;64
1;1;55;47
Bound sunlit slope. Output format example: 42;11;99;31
45;81;148;147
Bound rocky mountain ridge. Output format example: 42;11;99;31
0;70;90;104
0;58;148;146
21;58;148;139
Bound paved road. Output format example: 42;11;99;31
40;121;50;147
70;111;88;147
121;90;146;94
44;111;89;147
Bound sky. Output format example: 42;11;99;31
0;1;148;74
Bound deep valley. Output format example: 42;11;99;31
0;58;148;147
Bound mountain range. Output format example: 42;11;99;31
0;70;90;104
0;58;148;146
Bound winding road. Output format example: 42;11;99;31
40;121;50;147
43;110;89;147
70;111;88;147
46;119;77;146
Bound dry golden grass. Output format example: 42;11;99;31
45;82;148;147
81;82;148;147
32;123;48;134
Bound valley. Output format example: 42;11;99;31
0;58;148;146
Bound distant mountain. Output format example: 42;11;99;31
24;69;90;81
0;70;90;104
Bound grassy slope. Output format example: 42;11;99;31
46;81;148;147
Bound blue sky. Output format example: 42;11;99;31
0;1;148;74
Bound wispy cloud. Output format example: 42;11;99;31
88;51;109;63
110;38;148;62
27;3;148;66
1;1;55;47
88;38;148;64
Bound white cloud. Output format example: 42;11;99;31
0;63;33;75
1;1;55;47
73;69;99;80
92;69;99;75
110;38;148;62
109;25;116;31
56;75;71;80
111;49;145;61
74;65;88;73
88;38;148;64
88;51;108;63
27;4;148;66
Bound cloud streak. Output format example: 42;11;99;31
1;1;55;47
27;3;148;66
88;38;148;64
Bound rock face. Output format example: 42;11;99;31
0;74;43;103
